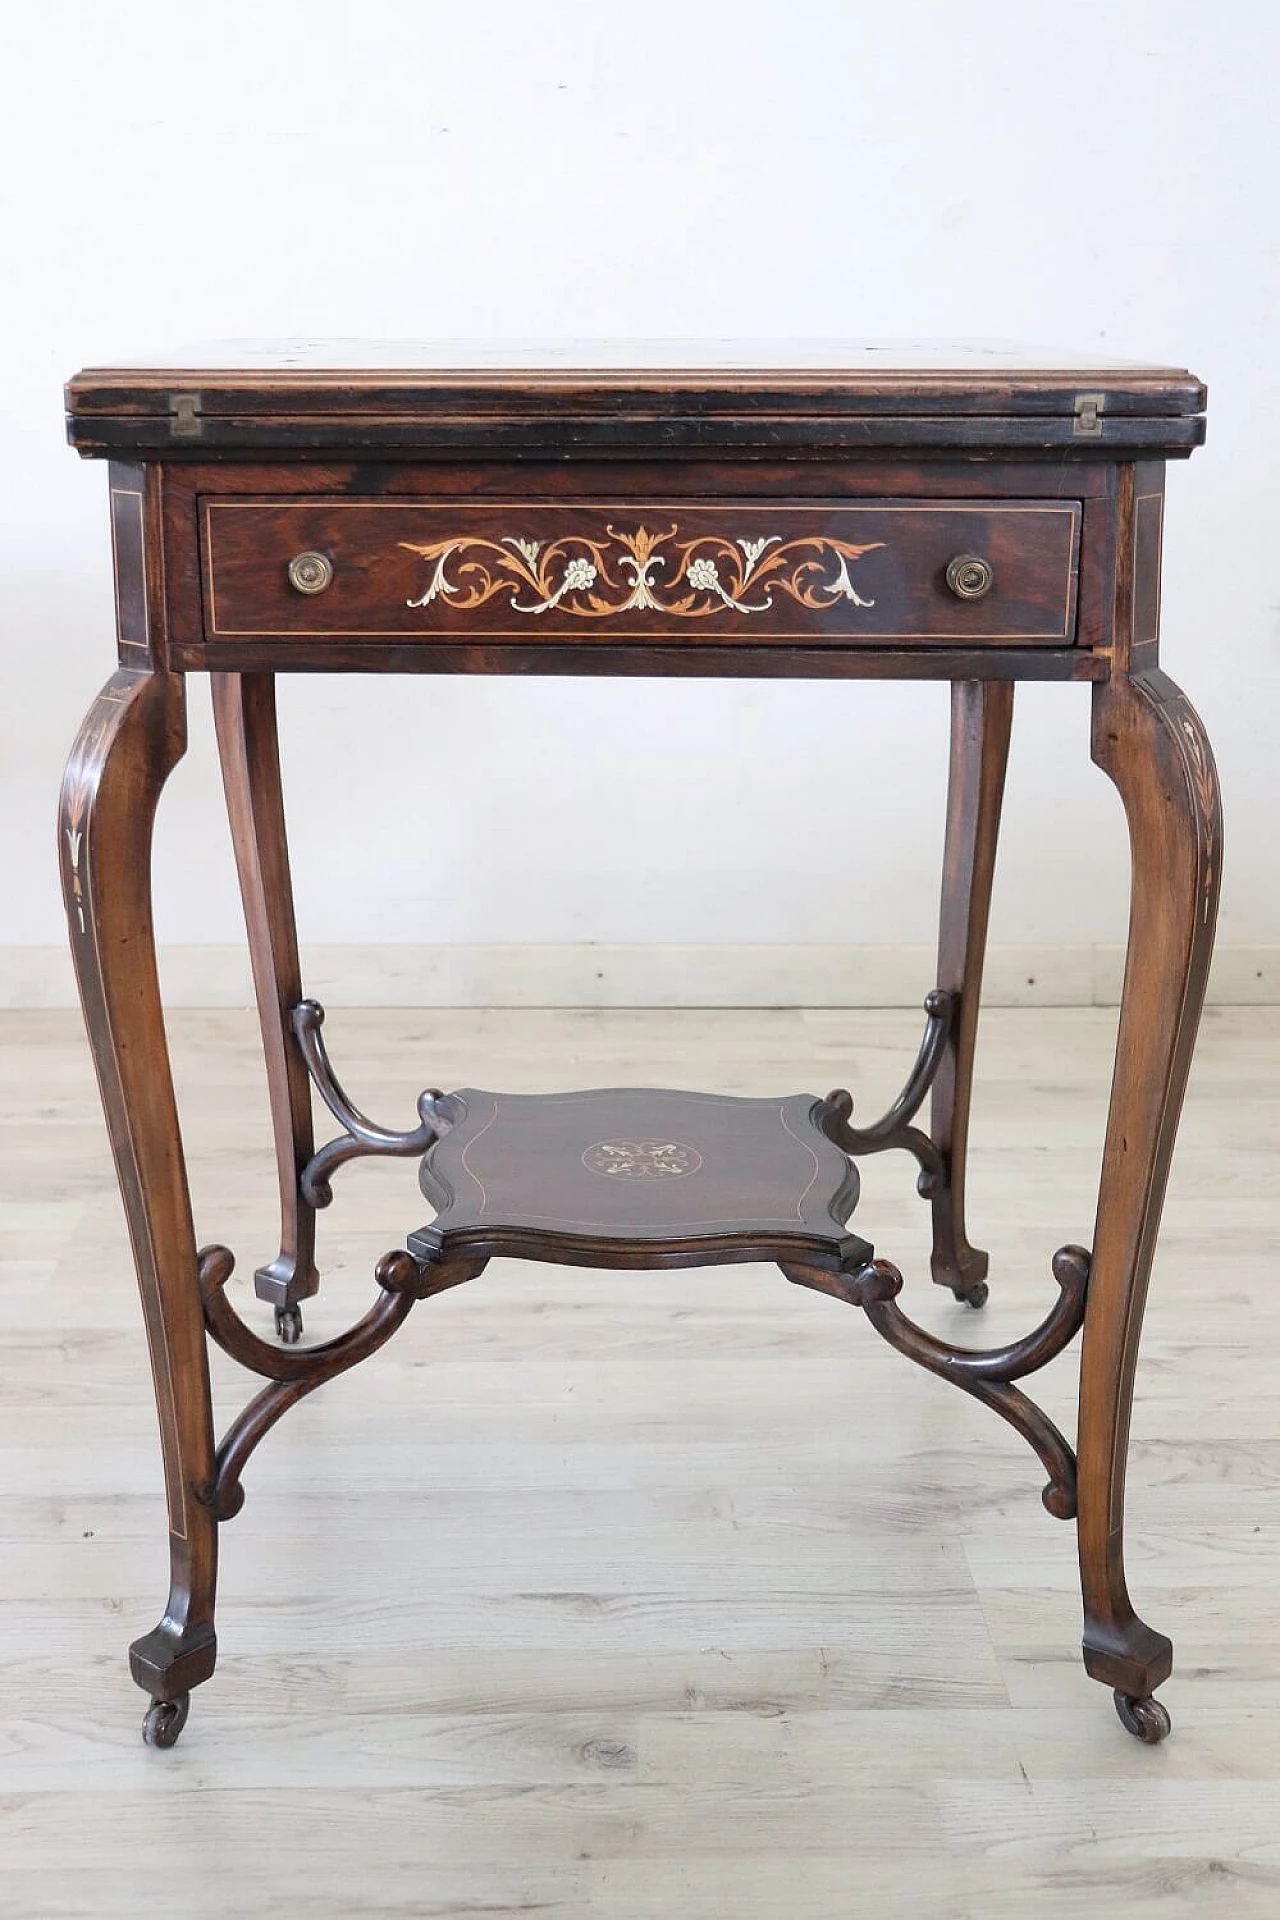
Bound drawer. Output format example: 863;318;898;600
201;497;1081;647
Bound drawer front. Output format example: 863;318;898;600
201;498;1081;647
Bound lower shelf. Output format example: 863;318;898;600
167;998;1140;1750
406;1084;874;1276
196;1048;1092;1662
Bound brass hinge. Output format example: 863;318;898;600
168;391;203;439
1073;391;1105;439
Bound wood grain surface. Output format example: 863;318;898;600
409;1085;867;1272
200;497;1081;648
64;342;1207;459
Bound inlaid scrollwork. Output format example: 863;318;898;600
1165;685;1221;922
400;523;885;620
60;682;132;935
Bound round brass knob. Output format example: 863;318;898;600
945;554;994;601
287;550;334;595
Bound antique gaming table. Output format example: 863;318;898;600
60;343;1217;1749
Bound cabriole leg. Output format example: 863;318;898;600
1081;667;1221;1741
931;679;1013;1305
212;672;319;1336
60;668;218;1744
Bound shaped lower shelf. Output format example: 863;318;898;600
406;1085;872;1275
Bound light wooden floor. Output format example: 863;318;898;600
1;1004;1277;1919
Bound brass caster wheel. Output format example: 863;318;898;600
141;1692;190;1749
1114;1690;1171;1744
275;1303;304;1345
961;1280;989;1310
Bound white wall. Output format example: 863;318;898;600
2;1;1277;986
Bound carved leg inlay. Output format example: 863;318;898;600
1077;668;1222;1730
60;669;219;1729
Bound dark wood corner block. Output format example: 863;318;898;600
58;341;1215;1752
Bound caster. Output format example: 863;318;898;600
275;1303;304;1345
1114;1690;1171;1744
141;1692;190;1749
961;1280;989;1310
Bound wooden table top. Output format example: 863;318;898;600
65;339;1206;460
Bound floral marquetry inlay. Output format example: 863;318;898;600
61;682;132;936
581;1140;704;1179
400;523;885;620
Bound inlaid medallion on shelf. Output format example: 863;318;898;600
582;1139;703;1179
409;1085;865;1263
